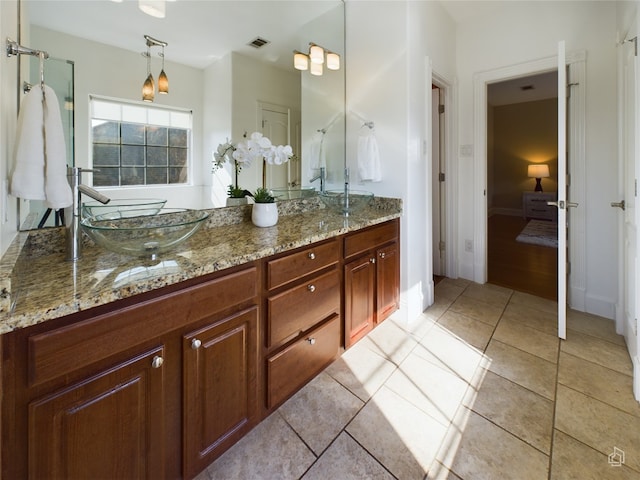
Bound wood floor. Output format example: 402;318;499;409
488;214;558;301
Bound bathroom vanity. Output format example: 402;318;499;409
0;198;400;479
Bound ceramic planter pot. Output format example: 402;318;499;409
252;202;278;227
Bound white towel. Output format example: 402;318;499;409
309;131;326;170
10;85;72;209
357;128;381;182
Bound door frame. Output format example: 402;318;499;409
473;51;587;311
424;58;457;308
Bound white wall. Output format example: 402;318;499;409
346;1;456;320
455;1;619;318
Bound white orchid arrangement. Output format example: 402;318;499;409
213;132;294;196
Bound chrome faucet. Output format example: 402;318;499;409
309;167;326;194
66;167;110;262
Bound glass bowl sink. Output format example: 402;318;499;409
81;208;210;258
270;186;316;200
319;190;374;216
82;198;167;217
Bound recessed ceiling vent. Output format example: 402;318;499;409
248;37;270;49
520;85;535;91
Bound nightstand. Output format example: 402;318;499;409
523;191;557;221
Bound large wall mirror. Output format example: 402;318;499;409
18;0;345;230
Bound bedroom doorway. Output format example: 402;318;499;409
486;71;559;300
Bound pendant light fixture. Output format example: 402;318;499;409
141;34;169;102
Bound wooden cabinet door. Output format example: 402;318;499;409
376;241;400;323
28;346;166;480
344;254;375;347
183;307;258;479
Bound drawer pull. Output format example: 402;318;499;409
191;338;202;350
370;257;376;264
379;252;386;259
151;356;164;369
307;337;316;345
307;284;316;293
308;252;316;260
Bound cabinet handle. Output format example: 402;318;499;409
191;338;202;350
379;252;386;259
307;337;316;345
307;284;316;293
151;356;164;369
308;252;316;260
370;257;376;264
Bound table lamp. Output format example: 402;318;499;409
528;164;550;192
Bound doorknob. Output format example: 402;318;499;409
611;200;626;211
547;200;579;209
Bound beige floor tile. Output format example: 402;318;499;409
558;352;640;418
439;277;471;289
437;310;495;351
561;330;633;376
434;280;466;303
426;462;463;480
511;290;557;314
359;317;418;365
555;385;640;472
449;295;505;326
493;319;560;363
385;351;470;426
414;322;490;384
500;300;558;336
462;282;513;307
424;298;453;321
550;430;640;480
324;340;397;402
567;310;626;346
301;432;393;480
279;372;364;455
388;310;437;341
206;412;315;480
441;409;549;480
347;386;449;479
466;370;554;453
485;339;557;400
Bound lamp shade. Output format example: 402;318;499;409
142;73;155;102
293;51;309;70
158;69;169;94
527;164;550;178
326;52;340;70
309;44;324;64
310;62;323;76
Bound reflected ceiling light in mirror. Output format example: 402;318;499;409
141;34;169;102
139;0;166;18
293;51;309;70
293;43;340;76
309;43;324;64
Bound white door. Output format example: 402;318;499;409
432;87;444;276
618;36;639;399
260;104;291;189
553;41;576;340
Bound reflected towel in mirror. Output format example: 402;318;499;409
357;127;381;182
10;85;72;209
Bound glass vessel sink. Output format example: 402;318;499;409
270;186;316;200
82;198;167;217
81;208;209;258
319;190;374;216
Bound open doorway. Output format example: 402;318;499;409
486;71;559;300
432;84;445;286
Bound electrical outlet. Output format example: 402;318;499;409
464;239;473;252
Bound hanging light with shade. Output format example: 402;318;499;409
293;42;340;76
141;34;169;102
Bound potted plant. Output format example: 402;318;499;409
212;139;251;206
251;187;278;227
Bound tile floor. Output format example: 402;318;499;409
196;278;640;479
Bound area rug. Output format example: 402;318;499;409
516;220;558;248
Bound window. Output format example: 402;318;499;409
90;97;192;187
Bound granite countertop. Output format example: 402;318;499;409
0;197;402;334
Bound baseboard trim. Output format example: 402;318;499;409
633;356;640;401
584;292;616;320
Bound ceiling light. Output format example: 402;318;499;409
141;35;169;102
326;51;340;70
309;44;324;64
310;62;323;76
158;45;169;94
138;0;165;18
293;51;309;71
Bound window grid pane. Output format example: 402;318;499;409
91;99;191;187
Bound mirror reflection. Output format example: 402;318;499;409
18;0;345;230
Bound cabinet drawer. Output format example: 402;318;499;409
28;267;257;387
344;220;398;259
267;269;339;348
267;314;340;408
266;239;339;290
